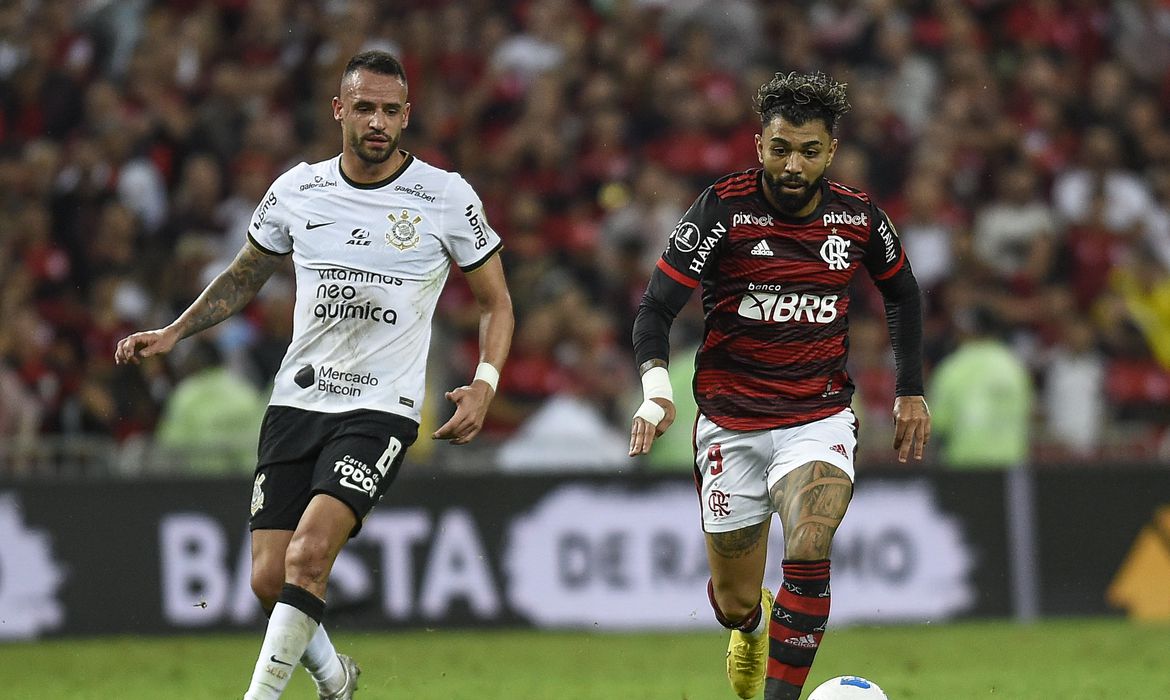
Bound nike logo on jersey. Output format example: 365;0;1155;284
306;220;335;230
750;240;773;256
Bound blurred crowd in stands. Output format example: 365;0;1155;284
2;0;1170;475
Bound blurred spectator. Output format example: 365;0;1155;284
155;339;266;475
886;172;966;294
1053;127;1151;236
1041;316;1106;460
1108;244;1170;370
930;307;1035;469
971;162;1058;291
1;0;1169;472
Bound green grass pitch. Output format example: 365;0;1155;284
1;619;1166;699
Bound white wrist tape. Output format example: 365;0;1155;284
633;366;672;424
640;366;673;401
634;399;666;425
473;362;500;391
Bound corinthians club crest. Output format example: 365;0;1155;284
386;209;422;250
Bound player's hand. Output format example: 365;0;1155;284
892;395;931;463
628;398;675;456
433;380;493;445
114;326;181;365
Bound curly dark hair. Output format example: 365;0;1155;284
754;71;851;133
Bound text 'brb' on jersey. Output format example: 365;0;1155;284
656;170;906;431
248;154;501;422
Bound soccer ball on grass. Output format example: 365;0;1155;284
807;675;889;699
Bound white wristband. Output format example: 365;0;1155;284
640;366;673;401
633;366;672;425
473;362;500;391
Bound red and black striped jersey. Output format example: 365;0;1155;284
655;169;908;431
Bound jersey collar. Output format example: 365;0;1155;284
337;151;415;190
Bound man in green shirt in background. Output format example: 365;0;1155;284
156;339;267;475
930;307;1034;468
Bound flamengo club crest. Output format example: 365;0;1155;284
386;210;422;250
820;230;849;271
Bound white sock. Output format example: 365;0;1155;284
743;596;769;640
302;625;345;695
744;619;767;639
243;599;320;699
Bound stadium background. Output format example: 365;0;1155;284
1;0;1169;697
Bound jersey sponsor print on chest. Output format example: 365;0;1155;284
738;282;839;324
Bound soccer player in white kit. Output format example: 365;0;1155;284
115;51;513;699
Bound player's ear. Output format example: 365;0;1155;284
754;133;764;164
825;137;838;168
332;96;343;122
401;102;411;129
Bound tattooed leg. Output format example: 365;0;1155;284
705;520;771;621
770;461;852;560
763;461;852;700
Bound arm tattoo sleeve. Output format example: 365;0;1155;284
175;244;283;340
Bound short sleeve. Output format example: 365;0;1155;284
442;176;502;271
246;173;293;256
656;187;729;288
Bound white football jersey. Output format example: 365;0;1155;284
247;153;501;422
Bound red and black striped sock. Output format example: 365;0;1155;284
764;559;831;700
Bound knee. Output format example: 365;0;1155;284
709;578;764;622
284;532;333;587
251;566;283;610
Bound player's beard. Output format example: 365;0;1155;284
763;170;822;215
350;129;399;165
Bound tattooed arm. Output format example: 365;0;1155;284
115;242;285;365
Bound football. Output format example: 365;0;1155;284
807;675;889;699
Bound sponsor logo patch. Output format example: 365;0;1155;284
733;212;774;228
299;175;337;191
822;210;868;227
252;192;278;230
464;204;491;250
671;221;701;253
347;228;372;246
395;182;436;202
738;290;839;323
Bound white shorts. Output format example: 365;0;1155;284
694;408;857;533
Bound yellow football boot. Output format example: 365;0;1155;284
726;587;773;698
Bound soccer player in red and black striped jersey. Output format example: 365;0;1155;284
628;71;930;700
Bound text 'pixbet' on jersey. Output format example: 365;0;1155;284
822;211;868;227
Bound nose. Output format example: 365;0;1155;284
784;153;801;174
